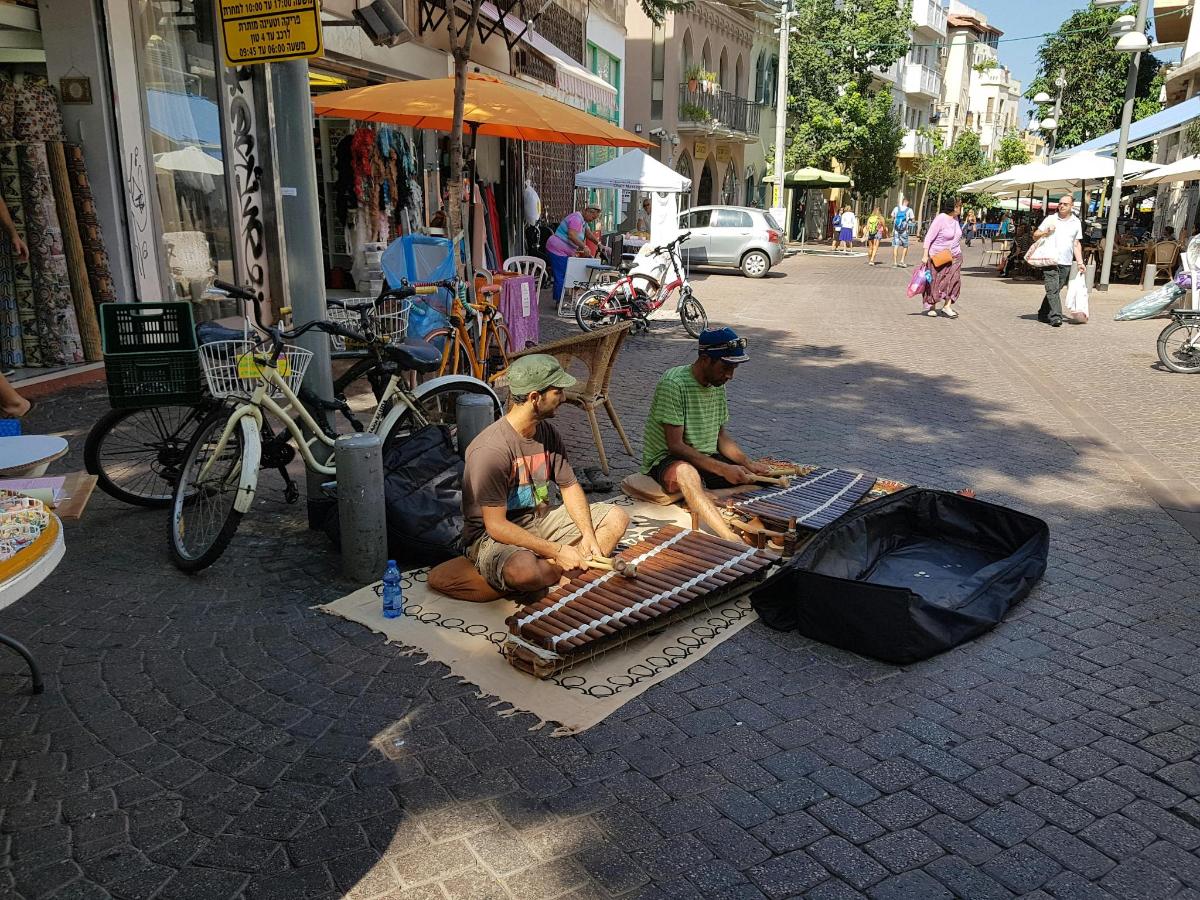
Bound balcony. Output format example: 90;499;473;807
902;64;942;99
899;130;935;158
911;0;947;36
677;84;760;139
873;62;900;84
1154;0;1191;43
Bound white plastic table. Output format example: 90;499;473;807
0;436;69;477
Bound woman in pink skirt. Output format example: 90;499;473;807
922;198;963;318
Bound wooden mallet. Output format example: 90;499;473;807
589;556;639;577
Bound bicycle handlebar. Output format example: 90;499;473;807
649;231;692;256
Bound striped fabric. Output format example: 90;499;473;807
641;365;730;474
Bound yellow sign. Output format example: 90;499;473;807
715;144;731;164
694;139;710;161
220;0;324;67
237;353;292;380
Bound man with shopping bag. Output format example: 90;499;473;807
1032;195;1086;327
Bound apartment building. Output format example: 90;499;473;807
624;0;771;208
937;1;1020;159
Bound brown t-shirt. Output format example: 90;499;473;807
462;417;577;547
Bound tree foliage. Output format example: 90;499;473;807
994;130;1030;171
784;0;911;199
915;131;991;203
1027;6;1161;154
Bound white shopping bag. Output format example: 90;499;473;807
1066;269;1090;323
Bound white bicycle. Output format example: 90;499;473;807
167;280;501;572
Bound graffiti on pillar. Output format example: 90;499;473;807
125;147;150;279
222;64;270;306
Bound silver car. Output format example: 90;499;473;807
677;205;786;278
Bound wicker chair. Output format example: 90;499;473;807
511;322;635;474
1149;240;1181;285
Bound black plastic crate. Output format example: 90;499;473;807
100;303;202;408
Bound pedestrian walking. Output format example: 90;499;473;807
891;196;913;267
838;206;857;252
865;205;886;265
964;209;977;247
1033;195;1086;328
830;207;842;249
921;197;964;318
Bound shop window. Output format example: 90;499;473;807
131;0;234;297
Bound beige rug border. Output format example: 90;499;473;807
318;587;758;734
316;499;763;734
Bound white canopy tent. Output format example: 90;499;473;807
1126;155;1200;187
575;149;691;247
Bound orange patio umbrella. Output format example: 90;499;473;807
312;73;652;148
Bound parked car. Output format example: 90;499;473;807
676;205;785;278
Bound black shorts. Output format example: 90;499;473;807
648;453;737;489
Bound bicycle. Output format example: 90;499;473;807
420;280;512;382
167;280;501;572
574;231;708;338
1157;308;1200;373
85;288;421;508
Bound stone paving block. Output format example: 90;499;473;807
925;854;1016;900
1028;825;1116;880
1078;814;1156;860
807;835;889;890
746;849;828;899
863;828;943;873
866;869;954;900
1100;857;1183;900
918;813;1003;865
972;802;1046;848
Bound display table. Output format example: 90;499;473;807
0;515;63;693
0;436;69;477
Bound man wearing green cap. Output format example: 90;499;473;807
462;354;630;594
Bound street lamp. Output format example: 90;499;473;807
1035;69;1067;160
1097;0;1151;291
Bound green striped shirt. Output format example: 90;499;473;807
641;365;729;473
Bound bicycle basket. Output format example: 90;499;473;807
199;340;313;400
325;298;412;351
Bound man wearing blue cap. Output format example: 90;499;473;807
642;327;774;541
462;354;630;595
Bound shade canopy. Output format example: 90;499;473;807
574;149;691;192
962;162;1059;194
312;74;651;148
154;146;223;175
1126;154;1200;186
762;166;851;187
1053;95;1200;160
1030;151;1157;190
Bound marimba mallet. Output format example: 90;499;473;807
588;556;639;577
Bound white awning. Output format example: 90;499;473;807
1052;96;1200;160
478;2;616;112
575;149;692;192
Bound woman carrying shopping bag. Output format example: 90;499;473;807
921;198;964;318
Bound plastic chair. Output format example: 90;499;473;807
502;256;547;295
510;322;634;474
982;239;1012;270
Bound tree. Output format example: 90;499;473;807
1027;6;1161;155
444;0;687;265
783;0;912;196
994;129;1030;172
914;131;992;214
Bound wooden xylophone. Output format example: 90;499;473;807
502;525;777;677
727;467;875;531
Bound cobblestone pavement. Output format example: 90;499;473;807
4;251;1200;900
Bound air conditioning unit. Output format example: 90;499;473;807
353;0;414;47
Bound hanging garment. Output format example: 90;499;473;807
18;142;83;366
335;133;356;225
499;275;538;351
64;143;116;306
484;185;502;267
0;142;27;367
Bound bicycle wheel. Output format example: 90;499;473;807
423;327;473;377
679;295;708;338
85;404;210;507
383;377;503;449
484;323;512;382
576;288;621;332
1157;320;1200;373
168;411;257;573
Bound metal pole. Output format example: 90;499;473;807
770;0;792;223
1099;0;1151;291
271;60;334;526
334;433;388;584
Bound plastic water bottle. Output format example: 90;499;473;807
382;560;403;619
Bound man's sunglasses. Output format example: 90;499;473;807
702;337;748;352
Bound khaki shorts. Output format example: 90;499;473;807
467;502;617;593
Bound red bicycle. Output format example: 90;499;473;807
574;232;708;337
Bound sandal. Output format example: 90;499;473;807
580;467;613;493
925;308;938;317
943;307;958;318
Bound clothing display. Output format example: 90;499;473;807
0;77;106;368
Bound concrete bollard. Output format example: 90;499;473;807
456;393;496;456
335;433;388;584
